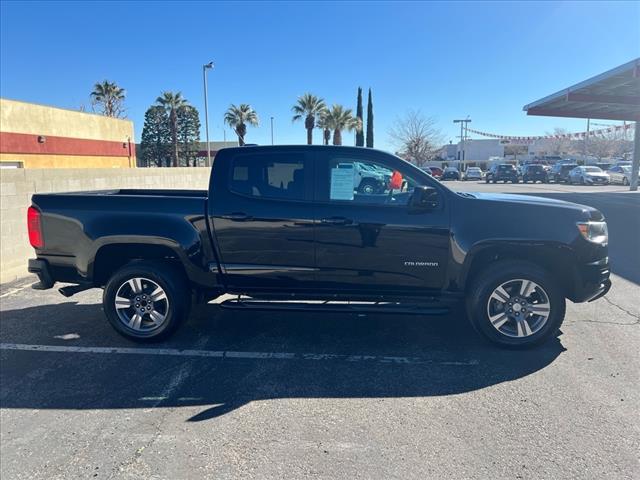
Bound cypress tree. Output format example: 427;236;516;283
355;87;364;146
366;88;374;148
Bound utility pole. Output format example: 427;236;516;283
453;117;471;171
202;61;214;167
270;117;274;145
631;122;639;191
584;118;590;162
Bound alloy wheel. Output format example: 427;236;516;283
114;277;169;332
486;279;551;338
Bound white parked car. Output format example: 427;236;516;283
463;167;483;181
607;165;638;186
568;166;610;185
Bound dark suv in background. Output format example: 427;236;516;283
548;163;578;183
485;164;519;183
522;164;548;183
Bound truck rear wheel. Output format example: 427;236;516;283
466;261;565;348
103;261;190;342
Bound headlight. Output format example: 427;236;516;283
577;221;608;245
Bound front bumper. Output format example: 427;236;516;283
584;176;609;185
571;259;612;302
28;258;55;290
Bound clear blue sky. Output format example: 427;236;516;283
1;1;638;151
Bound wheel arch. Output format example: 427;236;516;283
91;242;188;286
462;242;576;298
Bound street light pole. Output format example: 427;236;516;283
202;61;214;167
270;116;274;145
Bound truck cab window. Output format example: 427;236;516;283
230;153;306;201
328;158;424;206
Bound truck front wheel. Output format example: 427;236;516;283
103;261;191;342
466;261;565;348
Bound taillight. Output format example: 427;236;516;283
27;206;44;248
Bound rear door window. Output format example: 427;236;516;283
229;152;308;201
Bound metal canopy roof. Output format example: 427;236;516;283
523;58;640;121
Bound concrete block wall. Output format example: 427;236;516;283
0;167;210;284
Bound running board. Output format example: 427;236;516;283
219;298;449;315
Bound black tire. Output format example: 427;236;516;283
466;261;566;348
485;176;490;183
103;261;191;342
358;179;379;194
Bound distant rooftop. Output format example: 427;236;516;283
197;141;239;151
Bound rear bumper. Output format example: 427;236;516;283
28;258;54;290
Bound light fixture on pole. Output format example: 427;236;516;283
202;61;214;167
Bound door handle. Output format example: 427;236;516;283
320;217;353;226
221;212;252;221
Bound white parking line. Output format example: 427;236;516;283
0;343;478;366
0;283;33;299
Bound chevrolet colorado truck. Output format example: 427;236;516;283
27;146;611;347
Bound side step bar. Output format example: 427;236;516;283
59;284;94;297
219;298;449;315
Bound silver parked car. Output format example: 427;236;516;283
568;166;610;185
462;167;483;181
607;165;638;186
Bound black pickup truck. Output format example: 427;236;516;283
27;146;611;347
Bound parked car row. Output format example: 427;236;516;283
421;160;635;186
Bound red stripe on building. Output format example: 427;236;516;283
0;132;135;157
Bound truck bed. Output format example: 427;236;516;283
40;189;208;198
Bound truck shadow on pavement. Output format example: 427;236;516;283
0;301;565;421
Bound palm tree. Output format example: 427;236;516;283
322;104;362;146
317;108;332;145
156;91;188;167
291;93;326;145
224;104;259;146
90;80;125;117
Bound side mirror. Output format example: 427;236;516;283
409;186;439;211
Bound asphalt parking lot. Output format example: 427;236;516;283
1;182;638;479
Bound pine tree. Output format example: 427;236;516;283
140;106;171;167
366;88;374;148
176;105;201;166
355;87;364;146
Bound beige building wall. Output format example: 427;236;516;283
0;153;132;168
0;167;210;283
0;98;136;168
0;98;134;141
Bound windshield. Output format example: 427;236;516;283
584;167;602;173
